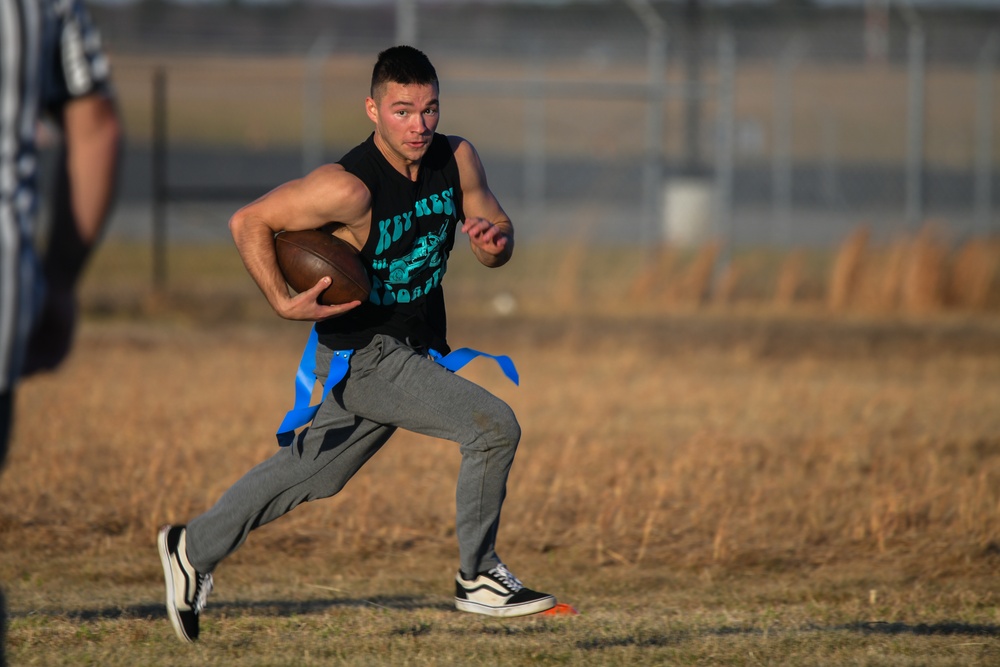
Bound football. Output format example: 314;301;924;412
274;230;371;305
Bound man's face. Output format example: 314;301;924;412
367;81;440;173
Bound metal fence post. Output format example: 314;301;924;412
682;0;703;175
624;0;667;245
905;23;926;231
524;57;546;225
714;28;736;259
975;33;998;236
644;30;667;245
821;111;840;208
303;33;332;175
772;37;799;246
396;0;417;47
152;66;167;290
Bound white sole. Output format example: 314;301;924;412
455;595;557;617
157;526;194;643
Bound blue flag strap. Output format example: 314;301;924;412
275;328;518;446
429;347;519;386
275;327;353;447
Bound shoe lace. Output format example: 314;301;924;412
193;572;214;613
489;564;524;592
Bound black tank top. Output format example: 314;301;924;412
315;132;462;354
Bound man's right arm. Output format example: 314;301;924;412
228;164;372;321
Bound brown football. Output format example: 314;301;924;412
274;230;371;305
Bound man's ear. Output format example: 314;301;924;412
365;97;378;123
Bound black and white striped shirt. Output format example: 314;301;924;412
0;0;110;392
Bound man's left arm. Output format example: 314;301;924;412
24;96;121;377
45;93;122;285
24;0;121;375
451;137;513;268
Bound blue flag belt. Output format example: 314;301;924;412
275;326;519;447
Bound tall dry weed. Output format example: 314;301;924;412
773;250;805;308
625;242;720;309
549;240;589;311
870;238;909;311
825;226;998;315
666;241;720;306
949;238;1000;310
828;226;869;311
627;244;677;304
710;259;741;306
900;225;948;313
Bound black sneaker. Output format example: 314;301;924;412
455;564;556;617
157;525;213;642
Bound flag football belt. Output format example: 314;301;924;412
275;325;519;447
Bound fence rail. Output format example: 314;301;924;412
94;4;1000;288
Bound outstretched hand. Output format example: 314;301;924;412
462;217;508;254
276;276;361;321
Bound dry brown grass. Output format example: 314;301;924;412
823;226;1000;315
773;250;805;309
827;226;870;311
950;238;1000;310
3;240;1000;664
626;242;722;309
667;242;720;306
626;245;677;303
8;310;1000;567
900;225;949;314
578;227;1000;317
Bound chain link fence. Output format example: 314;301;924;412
91;2;998;259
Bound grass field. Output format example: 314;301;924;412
2;241;1000;665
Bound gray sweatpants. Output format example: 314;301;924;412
186;334;520;579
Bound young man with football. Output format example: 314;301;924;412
158;45;556;643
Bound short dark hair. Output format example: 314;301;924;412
370;45;438;99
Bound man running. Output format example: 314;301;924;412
158;45;556;643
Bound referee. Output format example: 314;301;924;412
0;0;120;662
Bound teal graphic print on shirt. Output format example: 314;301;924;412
369;187;454;307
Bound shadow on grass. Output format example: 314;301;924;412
14;601;1000;647
12;595;452;622
576;621;1000;651
840;621;1000;637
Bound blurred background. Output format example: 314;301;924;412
62;0;1000;309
